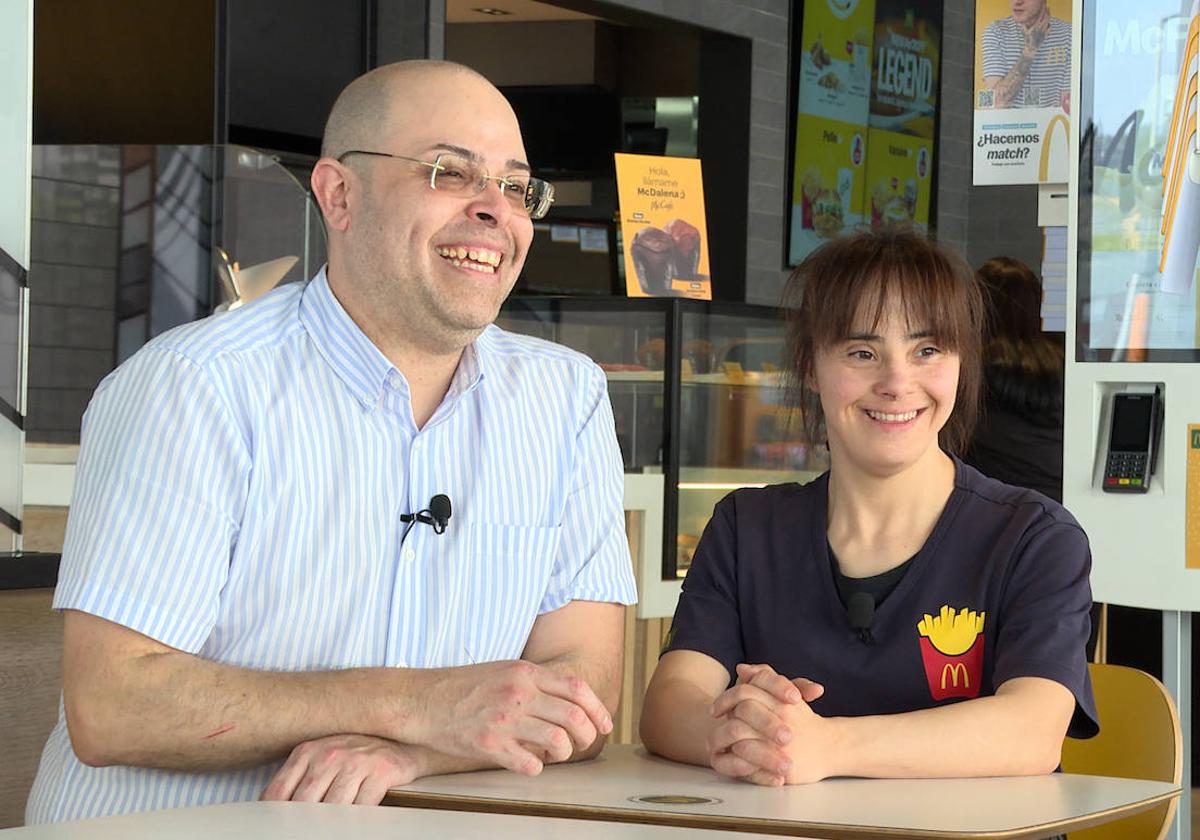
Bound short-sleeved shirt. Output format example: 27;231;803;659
27;268;637;823
666;458;1098;738
981;16;1072;108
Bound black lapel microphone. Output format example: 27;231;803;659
847;592;876;645
401;494;453;540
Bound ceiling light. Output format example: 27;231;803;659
471;7;512;15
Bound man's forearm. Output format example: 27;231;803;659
66;648;427;771
352;650;622;782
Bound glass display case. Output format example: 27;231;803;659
497;297;827;592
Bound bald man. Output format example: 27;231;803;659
26;61;636;823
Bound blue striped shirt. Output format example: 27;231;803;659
27;268;637;823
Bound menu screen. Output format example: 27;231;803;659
1077;0;1200;361
788;0;942;265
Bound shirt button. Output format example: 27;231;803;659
412;438;423;451
404;547;416;561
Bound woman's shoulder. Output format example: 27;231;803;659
719;473;828;514
953;457;1081;532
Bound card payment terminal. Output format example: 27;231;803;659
1102;391;1160;493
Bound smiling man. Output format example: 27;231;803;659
26;61;636;823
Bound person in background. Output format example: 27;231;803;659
964;256;1064;502
27;60;636;823
640;228;1096;787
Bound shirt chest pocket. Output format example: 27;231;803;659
459;522;563;663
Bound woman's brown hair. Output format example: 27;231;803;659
782;227;985;455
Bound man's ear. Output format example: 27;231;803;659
311;158;353;233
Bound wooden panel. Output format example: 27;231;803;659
612;510;668;746
21;506;68;554
0;588;63;828
614;511;642;746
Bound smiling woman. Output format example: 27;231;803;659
640;226;1098;789
782;226;983;457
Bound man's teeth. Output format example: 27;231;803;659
436;246;502;272
866;409;919;422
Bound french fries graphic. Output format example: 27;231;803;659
917;605;987;656
917;605;987;701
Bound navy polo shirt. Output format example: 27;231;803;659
666;457;1098;738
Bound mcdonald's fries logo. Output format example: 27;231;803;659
917;605;986;701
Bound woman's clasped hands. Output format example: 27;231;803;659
707;663;832;787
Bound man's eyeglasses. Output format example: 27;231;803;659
337;150;555;220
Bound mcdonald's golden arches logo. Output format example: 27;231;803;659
941;661;970;691
1038;114;1070;182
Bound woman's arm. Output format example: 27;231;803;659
711;668;1074;783
639;650;732;766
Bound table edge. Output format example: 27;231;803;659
382;787;1180;840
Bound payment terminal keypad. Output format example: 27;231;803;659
1103;451;1149;491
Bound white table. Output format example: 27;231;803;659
0;800;788;839
384;744;1181;839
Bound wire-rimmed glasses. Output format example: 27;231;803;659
337;150;555;219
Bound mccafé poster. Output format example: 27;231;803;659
788;115;867;266
796;0;877;126
972;0;1073;184
863;128;933;231
869;0;941;138
614;153;712;300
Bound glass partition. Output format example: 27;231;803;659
498;297;826;583
675;308;826;575
0;246;26;545
27;144;326;445
496;299;667;473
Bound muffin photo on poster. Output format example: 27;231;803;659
614;153;712;300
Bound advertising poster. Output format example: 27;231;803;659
788;115;868;265
1079;2;1199;357
796;0;878;126
863;128;933;230
614;153;711;300
870;0;941;138
972;0;1072;184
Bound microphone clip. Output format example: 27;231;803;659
401;494;453;540
846;591;876;646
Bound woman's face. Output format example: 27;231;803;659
811;296;960;477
